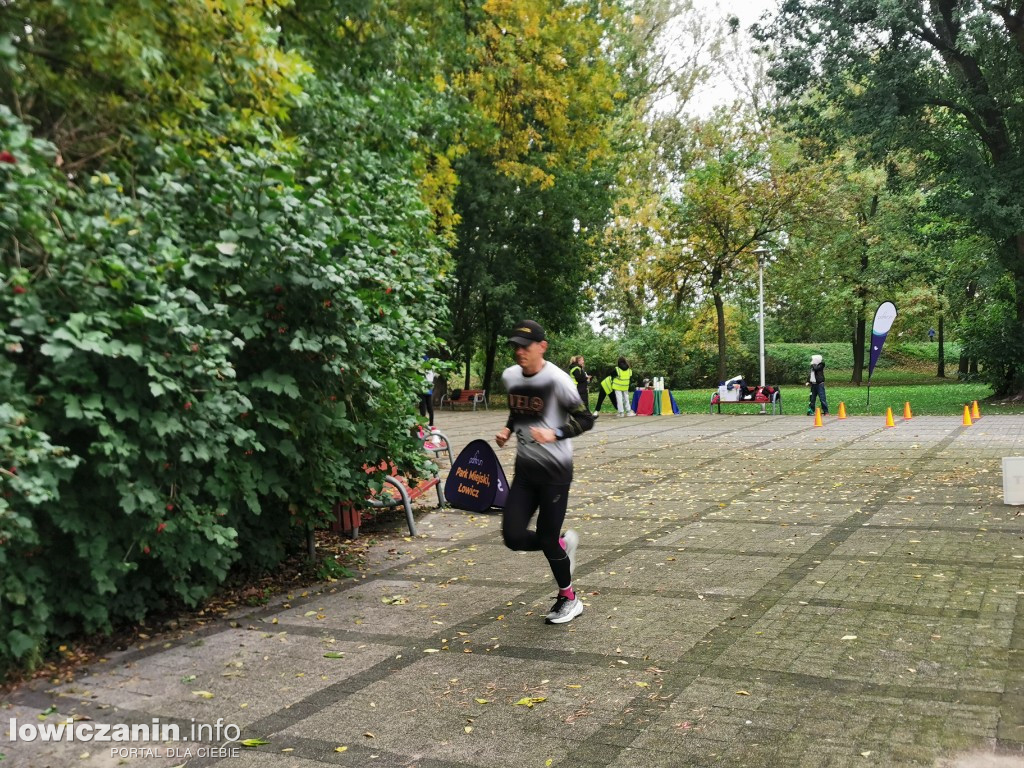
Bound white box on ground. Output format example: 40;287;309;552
1003;457;1024;505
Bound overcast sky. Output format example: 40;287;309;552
686;0;780;115
692;0;778;29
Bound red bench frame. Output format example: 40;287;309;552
710;388;783;414
332;460;444;539
440;388;488;411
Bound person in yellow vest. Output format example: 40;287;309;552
612;356;635;417
593;370;614;416
567;355;591;410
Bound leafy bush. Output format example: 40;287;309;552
0;105;447;676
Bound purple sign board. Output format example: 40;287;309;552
444;439;509;512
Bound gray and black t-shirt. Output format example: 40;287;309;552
502;361;594;484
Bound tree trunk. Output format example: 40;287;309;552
851;312;866;385
937;315;945;378
432;377;447;406
850;204;874;385
709;264;727;383
483;335;498;399
463;347;472;389
714;290;727;383
959;278;977;379
1014;256;1024;393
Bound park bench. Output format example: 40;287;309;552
440;388;488;411
418;426;453;464
710;386;783;415
332;460;445;539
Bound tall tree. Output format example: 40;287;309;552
774;147;931;382
0;0;307;171
439;0;634;385
757;0;1024;395
449;150;614;392
653;112;822;381
593;0;727;335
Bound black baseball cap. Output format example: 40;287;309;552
507;320;546;346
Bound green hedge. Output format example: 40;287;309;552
0;107;446;676
763;342;963;384
546;330;963;391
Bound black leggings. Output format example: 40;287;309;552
419;392;434;426
594;388;611;412
502;474;572;589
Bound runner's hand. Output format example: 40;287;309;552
530;426;556;444
495;427;511;447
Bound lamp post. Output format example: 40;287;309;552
753;246;769;412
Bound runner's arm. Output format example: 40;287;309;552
555;400;595;439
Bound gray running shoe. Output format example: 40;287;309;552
546;595;562;619
562;529;579;577
546;595;583;624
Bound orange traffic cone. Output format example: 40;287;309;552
885;407;895;428
814;407;823;427
963;405;973;426
903;401;913;420
972;400;981;420
838;402;847;419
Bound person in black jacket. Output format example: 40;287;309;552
806;353;829;415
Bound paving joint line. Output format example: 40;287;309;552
10;417;1013;767
997;591;1024;747
548;422;967;766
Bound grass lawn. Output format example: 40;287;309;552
670;375;1024;416
487;343;1024;416
665;343;1024;416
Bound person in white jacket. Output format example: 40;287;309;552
806;354;828;415
419;359;436;427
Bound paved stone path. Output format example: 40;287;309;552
6;411;1024;767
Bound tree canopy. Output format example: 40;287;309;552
755;0;1024;393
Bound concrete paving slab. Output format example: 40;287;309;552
7;412;1024;767
656;520;834;553
262;579;511;638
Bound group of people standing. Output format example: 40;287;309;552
572;352;828;418
568;355;636;418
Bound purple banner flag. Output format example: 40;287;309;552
443;439;509;512
868;301;898;380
